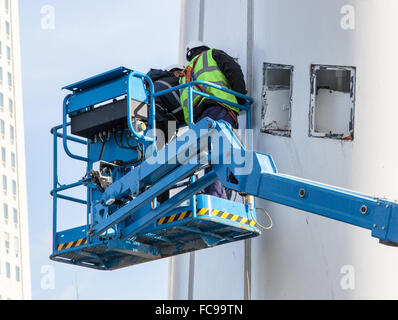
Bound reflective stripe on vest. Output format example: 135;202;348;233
180;49;240;124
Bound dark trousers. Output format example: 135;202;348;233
197;104;238;200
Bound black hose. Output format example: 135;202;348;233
126;134;138;150
114;132;132;150
98;141;106;161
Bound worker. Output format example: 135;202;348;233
147;64;185;146
180;41;247;200
147;65;185;204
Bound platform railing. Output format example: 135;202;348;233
51;123;91;254
154;79;254;150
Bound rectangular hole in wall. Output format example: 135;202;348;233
261;63;293;137
309;65;356;140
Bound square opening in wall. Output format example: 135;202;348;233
310;65;356;140
261;63;293;137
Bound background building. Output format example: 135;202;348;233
170;0;398;299
0;0;31;300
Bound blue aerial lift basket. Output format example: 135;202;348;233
51;67;398;271
50;67;262;270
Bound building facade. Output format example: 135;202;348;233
170;0;398;299
0;0;31;300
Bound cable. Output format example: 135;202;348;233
137;139;145;159
106;167;112;177
98;141;106;161
126;132;139;150
98;133;105;144
250;207;273;231
114;132;134;150
245;249;251;300
119;132;125;148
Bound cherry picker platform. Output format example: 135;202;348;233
50;67;398;270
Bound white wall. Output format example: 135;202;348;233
173;0;398;300
251;0;398;300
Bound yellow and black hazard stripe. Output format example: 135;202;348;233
157;211;193;226
206;209;257;227
57;238;87;252
157;208;257;227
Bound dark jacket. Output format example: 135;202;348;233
203;49;247;107
147;69;184;124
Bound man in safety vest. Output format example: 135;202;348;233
180;41;247;200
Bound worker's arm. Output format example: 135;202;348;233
212;49;247;105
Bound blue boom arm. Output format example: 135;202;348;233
212;146;398;245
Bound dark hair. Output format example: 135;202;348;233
186;46;210;62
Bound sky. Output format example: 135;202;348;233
19;0;182;300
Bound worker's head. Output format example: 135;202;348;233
186;41;210;62
165;64;185;77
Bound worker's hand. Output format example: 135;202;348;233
237;97;246;106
